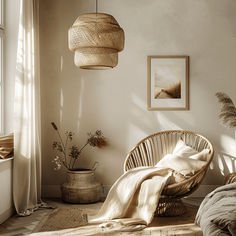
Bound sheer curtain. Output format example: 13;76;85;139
13;0;42;215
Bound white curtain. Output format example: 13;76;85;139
13;0;42;215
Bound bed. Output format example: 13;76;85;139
195;173;236;236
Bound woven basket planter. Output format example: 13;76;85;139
61;169;102;204
68;13;124;69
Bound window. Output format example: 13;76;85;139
0;0;4;134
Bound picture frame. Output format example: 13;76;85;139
147;55;189;111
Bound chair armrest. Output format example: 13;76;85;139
224;173;236;185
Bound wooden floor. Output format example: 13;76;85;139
0;199;203;236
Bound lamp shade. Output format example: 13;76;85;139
68;13;125;69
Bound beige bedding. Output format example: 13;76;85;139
195;182;236;235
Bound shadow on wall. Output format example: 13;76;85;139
62;69;236;185
140;103;236;184
219;152;236;175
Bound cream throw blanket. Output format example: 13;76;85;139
89;167;173;225
31;167;177;235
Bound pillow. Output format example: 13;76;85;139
173;140;210;161
155;154;207;176
189;149;210;161
173;140;198;158
155;140;210;176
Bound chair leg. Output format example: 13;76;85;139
155;198;187;217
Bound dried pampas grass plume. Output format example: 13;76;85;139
215;92;236;128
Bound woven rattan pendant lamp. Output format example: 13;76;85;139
68;0;125;70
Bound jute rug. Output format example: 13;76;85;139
33;208;97;233
32;206;202;235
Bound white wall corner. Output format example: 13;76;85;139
42;185;61;198
0;207;14;224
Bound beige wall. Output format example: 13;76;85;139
40;0;236;194
0;159;13;223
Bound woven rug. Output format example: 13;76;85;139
33;208;96;233
32;206;202;235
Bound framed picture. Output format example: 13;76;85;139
147;56;189;110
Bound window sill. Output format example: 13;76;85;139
0;157;13;164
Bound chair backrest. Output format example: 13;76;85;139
124;130;214;172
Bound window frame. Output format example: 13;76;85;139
0;0;4;134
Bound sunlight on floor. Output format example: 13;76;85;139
0;199;202;236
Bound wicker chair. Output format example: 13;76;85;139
224;173;236;184
124;130;214;216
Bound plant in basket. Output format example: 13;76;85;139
51;122;107;203
51;122;107;171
